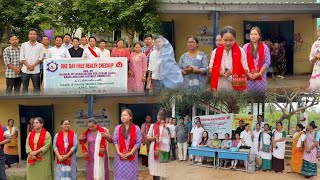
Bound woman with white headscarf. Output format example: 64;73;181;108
148;36;183;94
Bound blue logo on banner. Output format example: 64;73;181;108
47;61;58;72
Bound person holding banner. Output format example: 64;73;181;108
82;37;102;59
78;119;113;180
69;37;84;58
272;122;286;173
111;39;131;61
99;40;111;58
258;123;273;171
128;42;148;93
243;27;271;94
113;109;142;180
209;26;250;92
147;110;169;180
80;36;89;49
26;117;54;180
53;119;78;180
48;36;71;59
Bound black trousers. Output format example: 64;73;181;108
21;72;40;93
6;77;21;95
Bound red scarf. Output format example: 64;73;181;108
247;42;264;81
28;128;47;165
153;121;161;160
81;125;106;161
210;43;246;91
56;130;74;166
0;124;3;150
88;47;98;57
145;45;154;56
119;123;137;161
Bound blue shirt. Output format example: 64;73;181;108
186;121;192;133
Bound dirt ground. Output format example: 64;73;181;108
165;160;320;180
5;157;320;180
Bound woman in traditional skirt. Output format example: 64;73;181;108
209;26;250;92
243;27;271;94
113;109;142;180
301;121;319;179
272;122;286;173
53;120;78;180
26;117;54;180
289;124;305;173
79;119;113;180
4;119;20;168
258;123;273;171
147;110;170;180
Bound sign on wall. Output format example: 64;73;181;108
74;108;111;128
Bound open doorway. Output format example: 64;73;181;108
118;103;160;127
19;105;54;160
243;20;294;75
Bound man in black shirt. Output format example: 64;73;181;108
235;120;245;136
68;37;84;57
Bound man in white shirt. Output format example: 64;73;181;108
190;119;204;161
79;36;89;49
62;33;73;49
147;47;162;94
98;39;110;58
168;117;177;160
48;36;71;58
298;109;308;128
82;36;102;59
20;28;44;93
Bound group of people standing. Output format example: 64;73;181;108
0;109;178;180
188;116;319;180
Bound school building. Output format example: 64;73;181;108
0;95;160;159
158;0;320;75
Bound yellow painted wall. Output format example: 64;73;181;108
160;13;317;75
0;96;159;158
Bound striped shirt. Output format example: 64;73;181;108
3;46;21;78
20;41;44;74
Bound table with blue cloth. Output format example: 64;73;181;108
216;149;249;172
188;147;249;172
188;146;217;168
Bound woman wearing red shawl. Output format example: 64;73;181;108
113;109;142;180
53;120;78;180
209;26;250;92
26;117;54;180
147;110;170;180
78;118;113;180
243;27;271;94
111;39;131;61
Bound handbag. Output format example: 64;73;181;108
229;147;239;152
260;133;271;153
139;144;148;156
